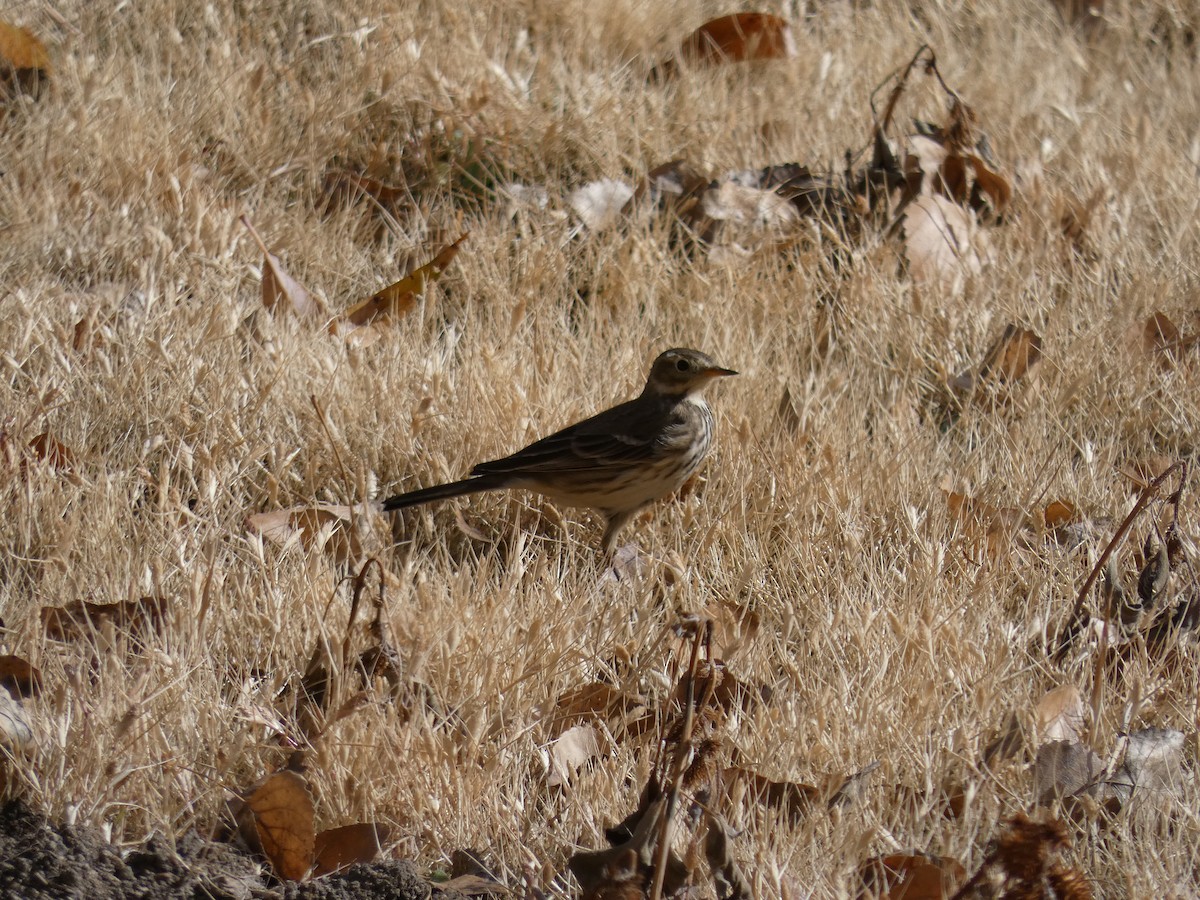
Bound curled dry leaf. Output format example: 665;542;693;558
944;490;1025;557
1033;740;1105;804
240;216;324;321
237;769;316;882
0;19;50;100
976;324;1043;386
569;179;635;232
1120;727;1186;793
1118;455;1175;493
312;822;392;878
703;813;751;900
42;596;169;643
678;13;796;68
546;723;610;787
26;432;75;471
1129;310;1200;365
0;687;34;754
725;767;818;822
1036;684;1087;744
857;852;966;900
245;504;373;565
334;233;468;341
543;681;649;736
0;655;42;699
902;194;988;295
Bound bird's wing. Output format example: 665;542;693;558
471;399;664;477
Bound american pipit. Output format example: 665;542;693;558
382;348;737;553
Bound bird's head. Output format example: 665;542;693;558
644;348;737;398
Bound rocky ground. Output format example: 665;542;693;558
0;800;448;900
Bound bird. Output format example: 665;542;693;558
382;348;737;553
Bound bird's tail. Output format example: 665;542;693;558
380;474;505;512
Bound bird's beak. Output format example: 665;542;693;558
702;366;738;378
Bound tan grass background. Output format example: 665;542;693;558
3;0;1200;895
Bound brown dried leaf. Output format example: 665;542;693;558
1118;455;1176;492
547;723;610;787
1036;685;1086;743
982;711;1026;769
902;195;987;294
725;766;819;822
245;504;366;565
0;688;33;754
1033;740;1104;803
240;217;323;320
1120;727;1186;793
42;596;169;643
678;13;796;67
944;490;1025;557
1131;311;1199;364
243;770;315;882
546;682;648;735
336;233;468;331
703;813;751;900
1042;500;1077;531
857;852;966;899
977;324;1043;385
965;153;1013;216
27;431;75;471
0;655;42;699
312;823;391;878
0;19;50;100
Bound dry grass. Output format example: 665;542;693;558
3;0;1200;896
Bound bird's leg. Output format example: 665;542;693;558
601;509;637;558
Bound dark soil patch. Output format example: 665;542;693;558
0;800;432;900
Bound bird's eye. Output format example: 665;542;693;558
675;359;689;372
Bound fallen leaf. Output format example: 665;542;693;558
679;13;796;67
1033;740;1104;803
241;770;316;882
0;19;50;100
981;711;1026;769
245;504;370;565
544;682;648;735
902;194;987;294
42;596;169;643
857;852;966;899
335;233;468;333
1120;727;1185;793
1130;311;1198;365
569;179;635;232
547;723;609;787
1118;455;1176;492
240;216;324;320
0;655;42;699
944;489;1025;557
26;431;75;471
726;766;819;822
1042;500;1077;531
976;324;1043;386
1036;685;1087;743
312;823;391;878
0;688;33;754
703;813;751;900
